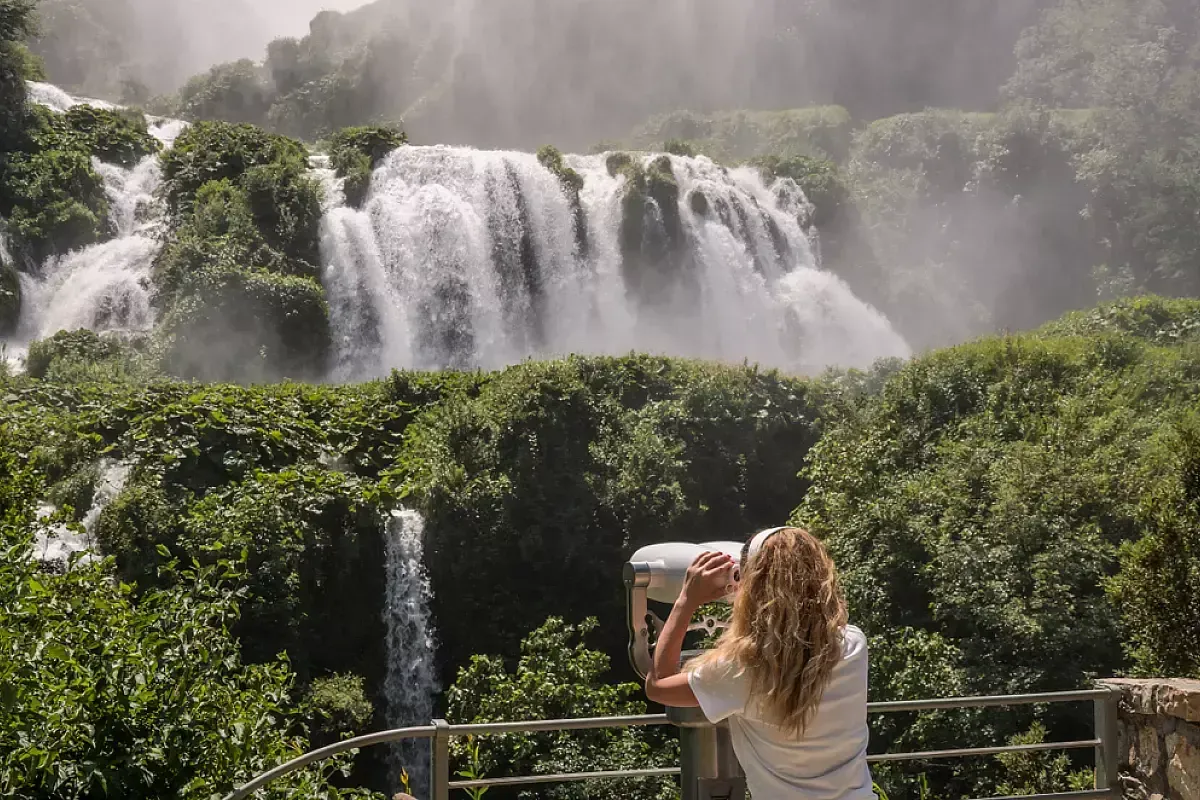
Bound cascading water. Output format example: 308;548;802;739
320;146;911;379
33;459;130;571
382;509;438;797
6;86;187;359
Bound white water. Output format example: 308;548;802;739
4;85;188;361
382;509;438;797
32;460;130;571
320;146;911;378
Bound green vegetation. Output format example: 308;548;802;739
327;125;406;209
630;107;855;163
0;427;377;799
155;121;328;381
24;328;156;382
9;1;1200;797
798;295;1200;796
401;355;820;673
446;617;677;800
0;252;18;336
6;299;1200;797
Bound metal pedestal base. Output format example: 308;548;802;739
668;706;746;800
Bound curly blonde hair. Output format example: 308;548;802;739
691;527;848;735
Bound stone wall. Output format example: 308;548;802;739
1102;679;1200;800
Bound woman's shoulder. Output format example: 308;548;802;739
842;624;868;658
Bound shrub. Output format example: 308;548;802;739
401;355;822;677
304;673;375;746
161;268;330;382
62;104;160;167
0;431;373;799
446;617;678;800
24;329;141;380
160;120;309;216
0;107;109;261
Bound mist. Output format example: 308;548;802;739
32;0;369;97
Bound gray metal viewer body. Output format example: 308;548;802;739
625;544;748;800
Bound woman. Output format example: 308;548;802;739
644;527;873;800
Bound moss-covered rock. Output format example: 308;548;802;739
537;145;588;256
612;153;689;304
327;125;407;210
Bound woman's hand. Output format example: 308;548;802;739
679;551;735;608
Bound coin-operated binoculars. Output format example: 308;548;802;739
624;541;747;800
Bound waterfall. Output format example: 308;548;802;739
319;146;912;379
6;86;187;359
382;508;438;797
33;459;130;571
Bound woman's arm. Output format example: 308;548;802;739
644;551;733;707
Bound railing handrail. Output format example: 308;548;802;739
222;687;1122;800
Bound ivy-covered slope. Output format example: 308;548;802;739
796;295;1200;796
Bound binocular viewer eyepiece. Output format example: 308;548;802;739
623;541;745;604
623;540;744;679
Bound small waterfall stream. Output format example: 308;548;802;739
2;84;187;363
33;460;130;571
382;508;438;797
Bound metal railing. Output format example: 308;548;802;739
223;687;1121;800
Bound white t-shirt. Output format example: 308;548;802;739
687;624;873;800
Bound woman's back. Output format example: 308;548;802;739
689;624;873;800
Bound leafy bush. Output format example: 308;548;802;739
62;104;160;167
25;328;155;381
160;120;310;216
304;673;375;747
155;121;329;381
0;106;109;262
1108;413;1200;678
797;305;1200;796
327;125;406;209
0;428;376;799
0;254;18;336
402;355;822;677
446;617;678;800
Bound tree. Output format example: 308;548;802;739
445;617;678;800
0;0;36;146
0;426;378;799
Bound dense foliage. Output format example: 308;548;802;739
798;296;1200;796
400;355;821;674
5;296;1200;797
0;426;378;799
155;121;329;381
446;618;677;800
326;125;406;208
0;102;157;263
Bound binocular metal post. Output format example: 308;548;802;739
626;560;746;800
669;706;747;800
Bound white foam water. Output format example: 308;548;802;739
382;508;438;797
319;145;911;378
6;85;188;358
32;460;130;571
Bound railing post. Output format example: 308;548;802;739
1094;686;1120;798
432;719;451;800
